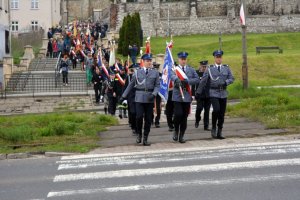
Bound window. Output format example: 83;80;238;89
31;0;38;9
5;30;10;54
31;21;38;31
10;0;19;9
11;21;19;32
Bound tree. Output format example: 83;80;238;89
118;12;143;56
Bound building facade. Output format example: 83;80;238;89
114;0;300;37
0;0;10;61
10;0;62;34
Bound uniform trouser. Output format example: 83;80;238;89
153;95;161;125
173;102;190;133
135;102;154;137
94;84;102;103
128;103;136;130
128;102;136;130
117;95;127;116
165;99;174;128
211;97;227;129
62;71;68;84
195;98;211;128
108;96;117;115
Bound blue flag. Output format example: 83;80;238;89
159;47;174;102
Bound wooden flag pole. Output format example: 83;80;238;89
241;1;248;90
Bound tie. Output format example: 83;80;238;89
182;67;185;73
146;68;148;75
217;65;220;72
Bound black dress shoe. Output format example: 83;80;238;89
155;123;160;128
217;128;225;139
211;128;218;139
143;140;151;146
204;127;211;131
132;130;137;135
143;136;151;146
136;134;142;143
179;132;186;143
173;131;179;141
195;122;199;128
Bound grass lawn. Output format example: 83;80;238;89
0;112;118;154
147;32;300;130
227;88;300;132
140;32;300;88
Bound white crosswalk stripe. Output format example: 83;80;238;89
47;142;300;199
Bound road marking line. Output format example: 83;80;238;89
54;158;300;182
60;141;300;161
48;173;300;198
57;147;300;170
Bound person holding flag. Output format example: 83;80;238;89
171;52;200;143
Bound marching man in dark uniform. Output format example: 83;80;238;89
121;54;160;146
107;71;118;116
171;52;200;143
195;60;211;130
196;50;234;139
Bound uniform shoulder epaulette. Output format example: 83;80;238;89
222;64;229;67
209;65;214;68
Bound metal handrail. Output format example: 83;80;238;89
21;59;40;91
54;52;62;88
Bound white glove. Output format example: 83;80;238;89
122;100;128;105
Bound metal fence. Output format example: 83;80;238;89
3;73;89;98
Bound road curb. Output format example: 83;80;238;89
44;152;77;157
0;154;7;160
6;153;30;159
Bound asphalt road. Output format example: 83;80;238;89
1;141;300;200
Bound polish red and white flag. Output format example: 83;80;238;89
240;3;246;26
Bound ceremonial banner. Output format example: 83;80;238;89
159;46;173;102
97;49;109;78
175;66;192;96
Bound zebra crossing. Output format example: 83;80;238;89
46;141;300;199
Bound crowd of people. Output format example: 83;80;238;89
45;21;235;146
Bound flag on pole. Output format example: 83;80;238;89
158;46;173;102
175;66;192;96
145;37;151;54
109;45;116;66
115;73;125;86
73;21;77;36
240;3;246;26
114;62;120;72
79;49;86;58
97;49;109;78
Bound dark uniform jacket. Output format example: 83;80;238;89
92;72;104;89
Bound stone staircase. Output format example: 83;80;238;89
4;57;90;96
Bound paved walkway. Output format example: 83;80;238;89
91;108;291;154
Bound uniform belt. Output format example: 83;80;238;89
136;88;154;92
211;86;227;90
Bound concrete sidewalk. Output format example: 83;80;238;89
90;113;294;154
